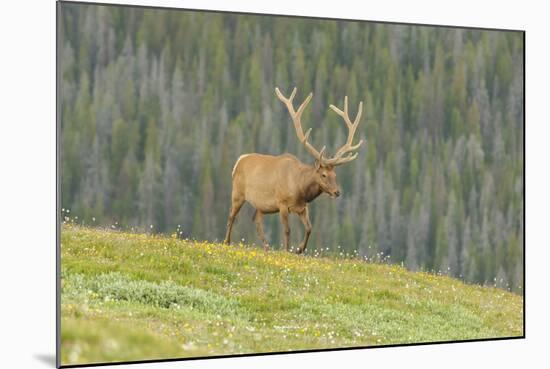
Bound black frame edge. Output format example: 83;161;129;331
56;1;62;368
57;0;525;33
522;30;526;339
59;336;525;368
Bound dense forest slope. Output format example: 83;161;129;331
59;4;524;290
60;225;523;365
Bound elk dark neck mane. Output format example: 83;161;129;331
299;165;323;203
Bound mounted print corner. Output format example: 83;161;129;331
57;1;525;367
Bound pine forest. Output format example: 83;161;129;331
59;3;524;292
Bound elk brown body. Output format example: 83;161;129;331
223;87;364;254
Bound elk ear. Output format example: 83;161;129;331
314;159;322;171
315;146;326;171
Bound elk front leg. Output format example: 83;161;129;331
296;206;312;254
253;210;270;251
279;207;290;252
224;194;244;244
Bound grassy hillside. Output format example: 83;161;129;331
60;225;523;366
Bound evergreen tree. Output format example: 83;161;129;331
59;3;524;291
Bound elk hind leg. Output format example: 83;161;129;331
279;207;291;252
253;210;270;251
224;193;245;245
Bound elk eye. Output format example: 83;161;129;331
322;174;327;178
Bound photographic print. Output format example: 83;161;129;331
57;1;524;366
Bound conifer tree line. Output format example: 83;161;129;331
59;4;524;291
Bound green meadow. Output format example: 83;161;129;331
60;225;523;365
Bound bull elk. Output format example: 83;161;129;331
224;87;364;254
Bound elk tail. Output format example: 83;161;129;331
232;154;251;178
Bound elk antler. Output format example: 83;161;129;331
275;87;326;161
322;96;364;166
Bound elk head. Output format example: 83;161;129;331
275;87;364;198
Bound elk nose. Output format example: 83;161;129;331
335;190;341;197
